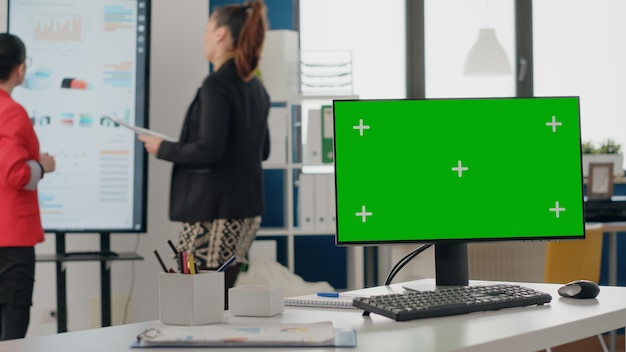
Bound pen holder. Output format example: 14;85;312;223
158;271;224;325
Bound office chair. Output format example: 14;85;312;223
543;225;607;352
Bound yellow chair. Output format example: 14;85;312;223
544;225;604;284
543;225;607;352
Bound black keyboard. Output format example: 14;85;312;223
352;284;552;321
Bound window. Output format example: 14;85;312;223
534;0;626;155
424;0;515;98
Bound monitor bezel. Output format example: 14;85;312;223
332;96;586;247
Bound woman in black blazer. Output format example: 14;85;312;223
139;0;270;307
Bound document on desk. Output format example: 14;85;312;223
131;321;356;348
103;116;177;142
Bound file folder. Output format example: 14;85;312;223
305;109;322;165
321;105;334;164
265;106;288;164
326;173;337;232
298;173;316;231
314;174;328;230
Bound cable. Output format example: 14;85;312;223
385;244;432;285
384;244;433;286
386;244;429;283
123;233;141;324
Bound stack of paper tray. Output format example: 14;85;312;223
300;50;353;95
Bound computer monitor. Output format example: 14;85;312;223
332;97;585;286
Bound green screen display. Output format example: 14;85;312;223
333;97;585;244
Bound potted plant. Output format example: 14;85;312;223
581;139;623;177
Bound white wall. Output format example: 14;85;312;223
0;0;209;336
0;0;5;32
130;0;209;328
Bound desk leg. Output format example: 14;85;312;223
609;231;618;352
55;234;67;333
100;261;111;327
55;261;67;333
609;231;618;286
100;233;112;327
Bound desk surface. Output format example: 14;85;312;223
1;279;625;352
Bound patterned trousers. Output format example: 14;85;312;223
176;216;261;269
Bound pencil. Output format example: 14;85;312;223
166;240;179;257
167;240;183;273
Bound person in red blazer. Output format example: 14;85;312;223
0;33;55;340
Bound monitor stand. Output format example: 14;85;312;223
434;243;469;286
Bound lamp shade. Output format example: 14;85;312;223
463;28;511;76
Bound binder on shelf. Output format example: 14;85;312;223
321;105;334;164
298;173;316;231
326;173;336;231
304;109;322;165
314;174;328;230
292;105;303;163
265;105;288;165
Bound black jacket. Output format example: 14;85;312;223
157;59;270;222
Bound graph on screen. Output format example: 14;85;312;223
8;0;150;232
33;16;83;41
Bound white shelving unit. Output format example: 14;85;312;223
258;94;365;290
257;28;365;289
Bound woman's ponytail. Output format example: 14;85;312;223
234;1;268;82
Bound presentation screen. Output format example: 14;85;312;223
8;0;150;232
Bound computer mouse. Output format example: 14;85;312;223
557;280;600;299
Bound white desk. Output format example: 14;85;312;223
1;279;625;352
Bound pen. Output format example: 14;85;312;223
317;292;364;298
153;250;169;273
217;255;236;272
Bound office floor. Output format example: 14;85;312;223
537;334;625;352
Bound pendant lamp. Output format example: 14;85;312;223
463;28;511;76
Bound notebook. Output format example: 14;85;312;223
284;293;362;310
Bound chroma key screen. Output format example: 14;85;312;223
332;97;585;244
